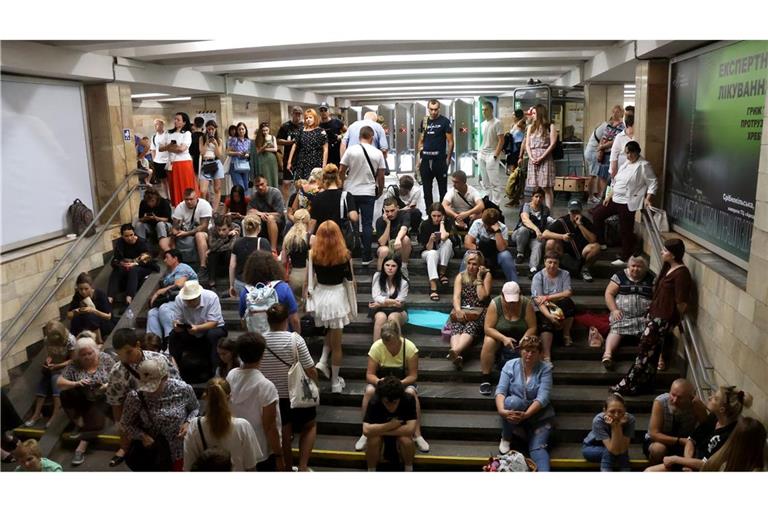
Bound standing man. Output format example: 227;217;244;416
340;126;385;266
478;101;505;205
149;119;170;197
247;175;286;252
319;102;346;166
277;107;304;201
341;111;389;160
417;99;454;209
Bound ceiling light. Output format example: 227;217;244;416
156;96;192;102
131;93;170;98
246;66;575;82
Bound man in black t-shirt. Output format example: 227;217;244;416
136;186;173;252
417;99;454;209
363;376;417;472
277;107;305;179
542;199;601;282
375;197;412;277
318;102;345;166
190;116;205;177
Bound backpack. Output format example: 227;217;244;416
68;199;96;237
243;281;280;334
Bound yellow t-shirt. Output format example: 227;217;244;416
368;338;419;368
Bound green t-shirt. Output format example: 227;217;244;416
15;458;63;472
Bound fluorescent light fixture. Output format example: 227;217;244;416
246;66;574;82
340;89;514;98
307;77;547;89
131;93;170;98
328;84;523;94
156;96;192;102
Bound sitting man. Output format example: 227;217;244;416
247;175;285;252
168;280;227;382
387;175;424;233
462;208;517;282
171;188;213;282
363;375;417;472
135;186;172;252
644;378;708;465
375;197;412;277
441;170;484;231
107;223;157;305
542;199;601;282
204;215;240;289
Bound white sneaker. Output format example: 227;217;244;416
315;361;330;379
355;435;368;451
414;435;430;453
611;258;627;267
599;244;608;250
588;196;601;205
331;376;345;393
499;438;511;454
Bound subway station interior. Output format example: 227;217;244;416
1;30;768;482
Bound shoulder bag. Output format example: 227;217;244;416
265;335;320;409
360;144;381;197
338;191;361;253
124;392;174;471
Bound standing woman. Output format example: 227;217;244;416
369;256;409;342
253;122;280;188
524;104;558;209
288;109;328;182
307;220;354;393
198;120;225;212
447;251;492;370
227;122;251;193
281;208;312;306
161;112;198;206
612;238;692;395
67;272;115;341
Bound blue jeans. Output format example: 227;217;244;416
460;249;518;282
500;395;552;472
582;444;631;472
352;194;376;261
147;302;177;338
230;168;249;192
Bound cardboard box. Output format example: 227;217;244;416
555;176;586;192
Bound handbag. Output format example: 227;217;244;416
361;144;381;197
343;259;359;317
543;301;564;320
124;392;173;471
449;307;483;323
647;205;669;232
233;157;250;172
339;191;361;252
201;160;218;178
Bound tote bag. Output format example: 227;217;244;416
287;335;320;408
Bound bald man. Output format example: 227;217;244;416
340;111;389;159
644;378;708;465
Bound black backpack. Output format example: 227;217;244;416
68;199;96;237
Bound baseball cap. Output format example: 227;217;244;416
136;359;169;392
502;281;521;302
179;280;203;301
568;199;583;212
319;102;330;110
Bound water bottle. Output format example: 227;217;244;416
124;307;135;328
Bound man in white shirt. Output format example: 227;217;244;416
149;119;170;198
442;170;485;230
478;101;506;204
227;332;285;471
168;280;227;379
387;175;425;232
609;114;636;178
171;188;213;282
341;126;385;266
592;140;658;266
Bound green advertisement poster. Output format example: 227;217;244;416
665;40;768;264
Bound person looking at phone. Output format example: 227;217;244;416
416;203;454;301
542;199;601;282
462;207;517;283
66;272;115;341
168;280;227;382
530;252;576;363
136;186;173;252
107;223;157;305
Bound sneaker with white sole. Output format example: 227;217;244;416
362;259;372;267
71;450;86;466
611;258;627;267
355;434;368;451
479;382;493;396
315;361;330;379
581;269;593;282
499;438;511;454
331;376;345;393
414;435;430;453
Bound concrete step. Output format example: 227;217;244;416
317;379;661;413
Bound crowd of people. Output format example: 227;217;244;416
7;100;766;473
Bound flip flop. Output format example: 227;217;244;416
430;291;440;301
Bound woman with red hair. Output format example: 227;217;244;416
287;108;328;181
306;220;355;393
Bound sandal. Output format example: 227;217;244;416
453;355;464;371
439;275;449;286
430;291;440;301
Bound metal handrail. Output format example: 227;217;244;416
640;209;716;399
1;169;146;360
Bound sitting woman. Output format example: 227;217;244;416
479;282;537;396
239;250;300;333
281;208;312;306
369;256;409;342
219;185;250;227
25;320;75;428
531;251;576;362
215;337;241;379
447;251;492;370
229;215;271;299
494;335;554;471
701;416;766;472
146;249;197;343
56;336;116;466
582;393;636;472
645;386;753;472
417;202;454;301
121;359;199;471
13;439;63;472
355;321;429;454
511;187;553;277
205;214;240;288
66;272;115;341
602;255;655;369
183;377;261;471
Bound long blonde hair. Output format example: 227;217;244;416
283;209;310;253
460;252;485;285
205;378;233;440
